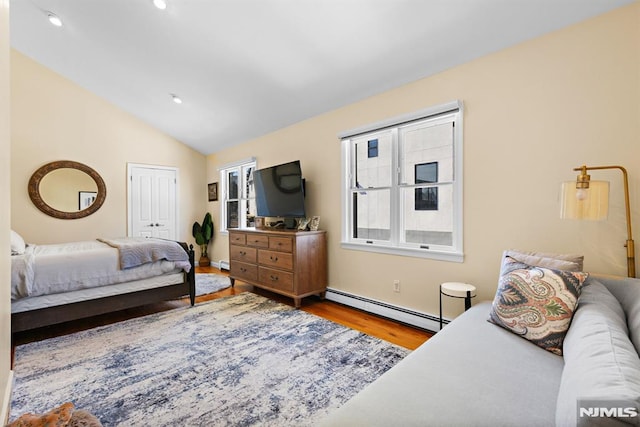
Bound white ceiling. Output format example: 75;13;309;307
10;0;633;155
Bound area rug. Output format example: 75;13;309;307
10;293;409;426
194;272;231;296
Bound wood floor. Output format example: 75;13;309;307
12;267;432;364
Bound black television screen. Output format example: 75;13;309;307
254;160;306;218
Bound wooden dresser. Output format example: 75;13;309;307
228;228;327;308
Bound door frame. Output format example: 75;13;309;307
127;163;180;238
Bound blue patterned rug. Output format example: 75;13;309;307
195;273;231;296
10;293;409;426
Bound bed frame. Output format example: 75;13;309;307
11;242;196;333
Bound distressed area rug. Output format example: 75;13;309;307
194;272;231;296
10;293;409;426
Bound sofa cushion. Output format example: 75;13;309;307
595;276;640;356
578;278;627;330
502;249;584;272
556;280;640;427
320;302;563;427
488;256;588;355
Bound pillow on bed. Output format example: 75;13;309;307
488;256;588;355
11;230;26;255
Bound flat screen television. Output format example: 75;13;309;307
254;160;306;219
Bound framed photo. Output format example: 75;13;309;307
78;191;97;210
298;217;311;231
208;182;218;202
309;216;320;231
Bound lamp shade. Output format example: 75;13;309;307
560;180;609;220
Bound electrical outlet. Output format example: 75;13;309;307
393;280;400;293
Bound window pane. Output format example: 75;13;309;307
400;122;453;185
227;201;238;228
367;139;378;158
415;187;438;211
402;185;453;246
244;199;255;227
354;132;392;188
220;160;256;231
228;171;239;199
415;162;438;183
243;166;255;199
352;189;390;241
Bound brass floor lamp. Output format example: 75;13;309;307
560;165;635;278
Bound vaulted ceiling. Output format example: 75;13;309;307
10;0;634;154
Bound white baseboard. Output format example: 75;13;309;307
325;288;447;332
1;370;13;425
195;260;229;271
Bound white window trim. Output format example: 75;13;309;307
340;100;464;262
218;157;256;234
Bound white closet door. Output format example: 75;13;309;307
129;165;178;240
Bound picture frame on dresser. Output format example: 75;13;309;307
309;216;320;231
298;217;310;231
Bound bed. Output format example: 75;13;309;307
10;231;196;333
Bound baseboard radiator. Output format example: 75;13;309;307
325;288;445;332
217;260;230;271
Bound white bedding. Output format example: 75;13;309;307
11;240;187;300
11;272;185;313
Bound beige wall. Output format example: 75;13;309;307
0;0;10;421
208;4;640;319
11;50;207;245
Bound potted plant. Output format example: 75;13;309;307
192;212;213;267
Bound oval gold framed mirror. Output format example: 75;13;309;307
28;160;107;219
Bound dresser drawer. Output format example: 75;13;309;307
231;261;258;282
258;249;294;270
259;267;294;292
246;234;269;248
230;245;257;263
269;236;293;253
229;232;246;245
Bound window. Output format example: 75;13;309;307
415;162;438;211
340;101;463;262
367;139;379;158
219;158;256;232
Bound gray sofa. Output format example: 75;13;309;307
320;275;640;427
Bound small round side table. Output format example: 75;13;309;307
439;282;476;330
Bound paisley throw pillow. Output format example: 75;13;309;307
488;256;588;355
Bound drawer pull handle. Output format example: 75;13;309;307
240;267;247;272
270;275;279;281
270;256;278;262
240;251;246;256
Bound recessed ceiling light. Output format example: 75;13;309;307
47;12;63;27
170;94;182;104
153;0;167;10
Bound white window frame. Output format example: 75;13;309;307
339;100;464;262
218;157;256;234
